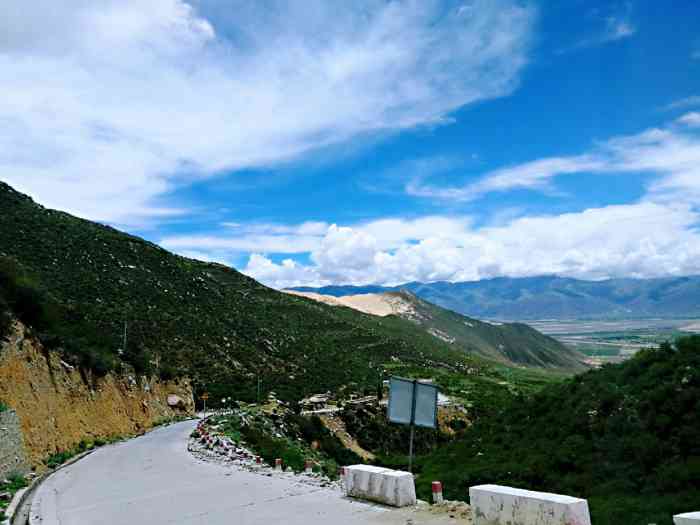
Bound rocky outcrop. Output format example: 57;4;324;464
0;322;194;470
0;409;29;480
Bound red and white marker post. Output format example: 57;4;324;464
304;460;313;475
275;458;283;472
432;481;444;505
339;466;347;493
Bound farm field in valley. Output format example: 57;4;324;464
526;318;700;366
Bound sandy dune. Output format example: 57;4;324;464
284;290;415;318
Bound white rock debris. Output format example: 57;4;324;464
187;419;342;491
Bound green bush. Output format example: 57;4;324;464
0;256;120;376
417;337;700;525
5;471;28;491
0;295;11;341
241;426;306;472
290;415;362;467
45;450;76;469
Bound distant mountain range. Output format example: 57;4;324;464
291;275;700;320
285;290;586;370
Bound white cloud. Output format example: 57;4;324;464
603;16;636;41
407;155;606;201
160;116;700;287
677;112;700;128
234;118;700;288
244;254;322;289
557;4;636;54
407;119;700;205
162;233;322;254
161;216;471;257
240;202;700;288
664;95;700;110
177;250;231;266
0;0;534;226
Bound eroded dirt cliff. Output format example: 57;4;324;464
0;321;194;469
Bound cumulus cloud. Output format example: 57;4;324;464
161;116;700;288
0;0;534;226
240;202;700;289
233;119;700;288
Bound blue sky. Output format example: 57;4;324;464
2;0;700;287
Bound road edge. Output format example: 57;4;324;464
14;418;199;525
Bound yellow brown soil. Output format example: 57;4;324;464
0;321;194;470
319;413;376;461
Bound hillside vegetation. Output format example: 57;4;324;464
294;274;700;320
415;336;700;525
0;181;487;402
288;289;586;370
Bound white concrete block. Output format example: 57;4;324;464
469;484;591;525
344;465;416;508
675;511;700;525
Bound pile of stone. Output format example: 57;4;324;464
187;419;341;490
188;420;257;464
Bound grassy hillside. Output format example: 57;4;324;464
415;336;700;525
0;181;484;402
294;274;700;320
387;291;586;370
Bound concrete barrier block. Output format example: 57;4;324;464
469;484;591;525
345;465;416;508
675;512;700;525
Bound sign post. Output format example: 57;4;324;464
387;377;438;473
200;392;209;418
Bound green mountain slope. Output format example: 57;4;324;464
291;289;586;370
417;336;700;525
0;181;481;402
388;291;587;370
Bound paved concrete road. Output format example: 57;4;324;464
31;420;468;525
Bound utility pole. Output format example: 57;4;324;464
122;314;128;354
257;376;262;404
408;379;417;473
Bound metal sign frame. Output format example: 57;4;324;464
387;376;439;472
388;377;438;428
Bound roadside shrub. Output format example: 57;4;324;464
5;471;28;491
0;296;11;341
241;426;306;472
291;414;362;467
45;450;75;469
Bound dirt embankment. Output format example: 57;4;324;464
0;321;194;469
319;413;376;461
